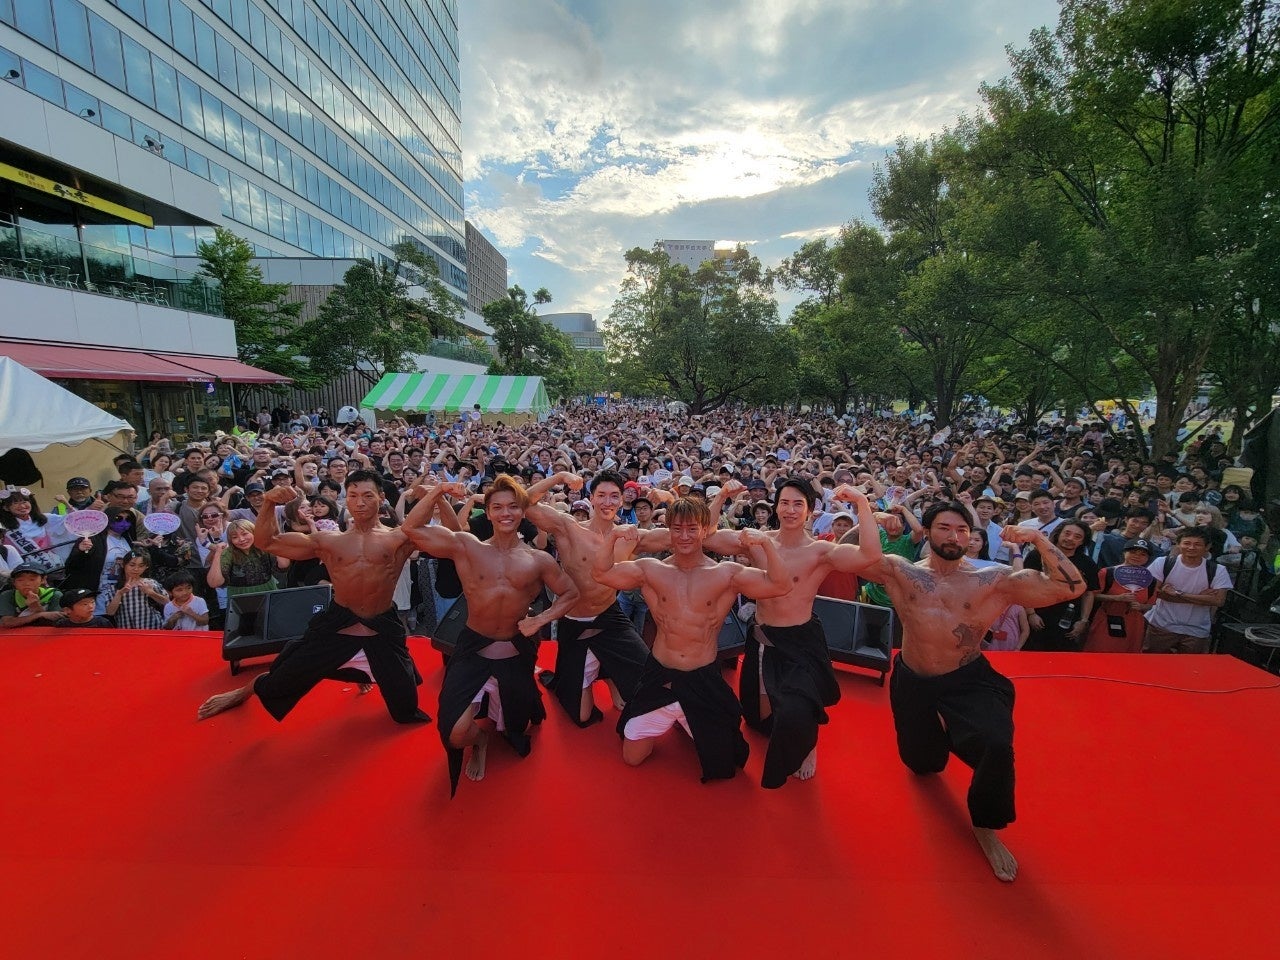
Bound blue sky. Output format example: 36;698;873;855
459;0;1062;325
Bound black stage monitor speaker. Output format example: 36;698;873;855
429;595;469;660
813;596;894;685
222;585;332;674
717;611;747;658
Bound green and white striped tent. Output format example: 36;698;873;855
361;372;552;416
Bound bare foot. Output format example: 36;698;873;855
197;684;254;720
357;682;374;695
974;827;1018;882
464;729;489;782
791;746;817;781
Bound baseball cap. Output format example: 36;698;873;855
830;510;855;523
60;587;96;606
1014;491;1033;500
66;477;91;489
747;479;768;491
675;475;694;490
271;469;290;478
244;482;266;493
705;485;721;499
570;499;591;513
623;481;642;492
10;563;45;577
1123;537;1154;555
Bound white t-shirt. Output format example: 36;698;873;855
1144;556;1233;638
1018;516;1063;537
163;595;209;631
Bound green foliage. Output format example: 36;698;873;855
604;246;791;414
483;285;577;401
297;241;462;388
196;227;313;385
968;0;1280;454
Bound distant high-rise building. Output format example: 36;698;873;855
465;221;507;315
543;311;603;351
656;239;732;272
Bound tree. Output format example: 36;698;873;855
776;229;909;413
196;227;313;385
605;246;792;414
483;285;577;401
297;241;462;389
974;0;1280;455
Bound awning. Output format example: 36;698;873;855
362;372;551;414
2;342;210;382
154;353;292;385
0;342;290;384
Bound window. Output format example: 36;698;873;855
223;107;244;161
259;133;277;180
116;0;144;22
248;182;266;231
229;173;250;224
170;1;194;60
143;0;170;44
62;83;100;125
100;102;133;139
15;0;55;48
88;11;126;88
21;59;64;106
241;117;262;171
177;72;204;136
201;88;225;149
214;33;235;89
184;150;208;179
193;15;216;75
152;56;180;122
122;34;155;107
52;0;92;69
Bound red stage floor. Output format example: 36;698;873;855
2;629;1279;959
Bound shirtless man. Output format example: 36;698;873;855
592;497;791;781
197;470;432;725
401;476;579;795
729;480;883;788
861;500;1085;881
523;470;667;727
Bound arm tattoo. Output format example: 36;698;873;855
1040;542;1084;589
902;564;937;593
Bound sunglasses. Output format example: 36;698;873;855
200;512;224;520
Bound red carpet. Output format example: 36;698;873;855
2;629;1278;959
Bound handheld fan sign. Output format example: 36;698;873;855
143;512;182;536
63;511;109;538
1112;564;1155;593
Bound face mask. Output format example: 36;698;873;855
109;519;132;534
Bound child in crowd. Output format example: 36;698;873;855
53;588;114;628
163;572;211;630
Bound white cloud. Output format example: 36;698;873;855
460;0;1062;321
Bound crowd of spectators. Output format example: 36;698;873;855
1;399;1273;657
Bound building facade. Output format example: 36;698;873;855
0;0;465;441
543;311;603;352
464;219;505;315
657;239;723;273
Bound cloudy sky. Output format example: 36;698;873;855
459;0;1061;326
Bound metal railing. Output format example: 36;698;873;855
0;223;225;317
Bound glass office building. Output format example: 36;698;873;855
0;0;465;294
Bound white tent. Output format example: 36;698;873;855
0;357;134;492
